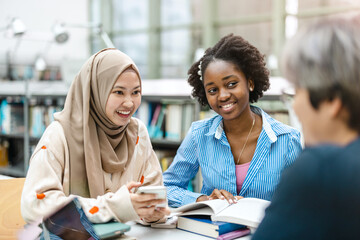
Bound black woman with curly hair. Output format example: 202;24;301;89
163;34;302;207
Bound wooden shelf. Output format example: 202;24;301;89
0;77;291;99
0;133;25;139
0;79;193;98
0;166;25;177
150;138;182;149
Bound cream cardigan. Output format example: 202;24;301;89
21;118;163;224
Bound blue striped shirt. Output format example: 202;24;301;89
163;106;302;207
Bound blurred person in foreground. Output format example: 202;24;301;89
252;15;360;240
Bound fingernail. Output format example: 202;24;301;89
229;199;233;204
221;196;225;199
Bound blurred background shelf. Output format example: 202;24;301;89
0;165;24;177
150;138;183;149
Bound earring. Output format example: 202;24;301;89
249;81;254;92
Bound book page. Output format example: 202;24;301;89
172;199;230;216
211;198;270;228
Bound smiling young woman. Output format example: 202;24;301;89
21;49;170;236
163;34;303;208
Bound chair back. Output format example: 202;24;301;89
0;178;26;240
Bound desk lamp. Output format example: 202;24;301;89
53;22;115;48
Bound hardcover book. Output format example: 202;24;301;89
173;197;270;229
177;215;246;238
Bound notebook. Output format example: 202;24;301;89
93;221;131;239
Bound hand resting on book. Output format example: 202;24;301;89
197;188;244;205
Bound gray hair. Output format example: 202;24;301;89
281;15;360;133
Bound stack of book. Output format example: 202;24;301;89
174;197;270;239
177;215;250;239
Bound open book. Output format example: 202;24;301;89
172;197;270;229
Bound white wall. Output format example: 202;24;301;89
0;0;90;76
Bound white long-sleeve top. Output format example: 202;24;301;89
21;118;163;224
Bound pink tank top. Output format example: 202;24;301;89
235;161;251;194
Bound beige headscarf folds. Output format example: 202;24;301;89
54;48;140;198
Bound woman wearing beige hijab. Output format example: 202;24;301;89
21;48;170;224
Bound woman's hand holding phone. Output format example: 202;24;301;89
127;182;170;222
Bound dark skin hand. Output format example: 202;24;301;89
196;189;243;204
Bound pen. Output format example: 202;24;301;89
140;175;145;184
132;175;144;193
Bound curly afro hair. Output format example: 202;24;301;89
188;33;270;107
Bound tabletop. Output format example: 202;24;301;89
124;222;252;240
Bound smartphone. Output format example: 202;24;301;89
137;186;167;208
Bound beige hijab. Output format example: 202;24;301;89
54;48;140;198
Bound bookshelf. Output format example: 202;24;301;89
135;79;200;191
0;81;68;177
137;79;199;150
